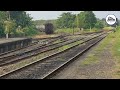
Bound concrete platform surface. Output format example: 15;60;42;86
0;38;29;44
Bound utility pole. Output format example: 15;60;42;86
73;23;74;35
7;11;10;20
6;11;10;38
76;14;79;28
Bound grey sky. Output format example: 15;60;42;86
26;11;120;20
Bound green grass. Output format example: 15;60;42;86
111;26;120;60
55;28;101;34
55;28;80;34
52;39;63;44
80;54;98;66
103;26;115;31
107;26;120;77
58;40;82;51
78;26;120;78
80;29;113;66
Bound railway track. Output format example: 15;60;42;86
0;35;66;57
0;31;103;57
0;33;80;57
0;31;102;58
0;33;82;59
0;33;98;66
0;36;70;57
44;34;107;79
0;36;89;66
0;32;108;79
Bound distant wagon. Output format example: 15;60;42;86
45;23;54;34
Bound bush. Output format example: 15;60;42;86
14;25;39;37
23;26;39;36
103;27;115;31
45;23;54;34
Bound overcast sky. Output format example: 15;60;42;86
26;11;120;20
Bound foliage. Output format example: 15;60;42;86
103;26;115;30
56;12;76;28
3;19;16;38
74;11;97;30
81;11;97;29
22;25;39;36
3;20;16;34
15;26;24;36
0;11;37;37
55;28;80;34
94;19;104;29
77;12;85;29
0;11;7;37
9;11;32;28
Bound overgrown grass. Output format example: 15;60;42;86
80;54;98;66
105;26;120;77
103;26;115;31
6;39;83;72
111;27;120;58
55;28;80;34
79;26;120;78
55;28;101;34
58;40;82;51
52;39;63;44
80;30;113;66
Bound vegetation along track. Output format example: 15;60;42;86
0;31;103;57
0;36;64;57
0;35;86;66
0;33;98;66
0;33;82;57
0;36;67;58
0;32;108;79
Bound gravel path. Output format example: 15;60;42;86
51;40;115;79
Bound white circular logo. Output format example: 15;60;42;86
106;14;116;25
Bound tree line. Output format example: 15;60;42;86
57;11;111;30
0;11;38;38
56;11;119;30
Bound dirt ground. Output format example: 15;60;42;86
51;40;116;79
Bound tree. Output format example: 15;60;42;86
101;18;110;27
76;12;85;29
4;20;16;38
16;26;24;37
0;11;37;38
56;12;76;28
0;11;8;37
77;11;97;30
84;11;97;29
22;25;38;36
95;19;104;29
9;11;32;28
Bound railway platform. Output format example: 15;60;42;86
0;38;32;53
